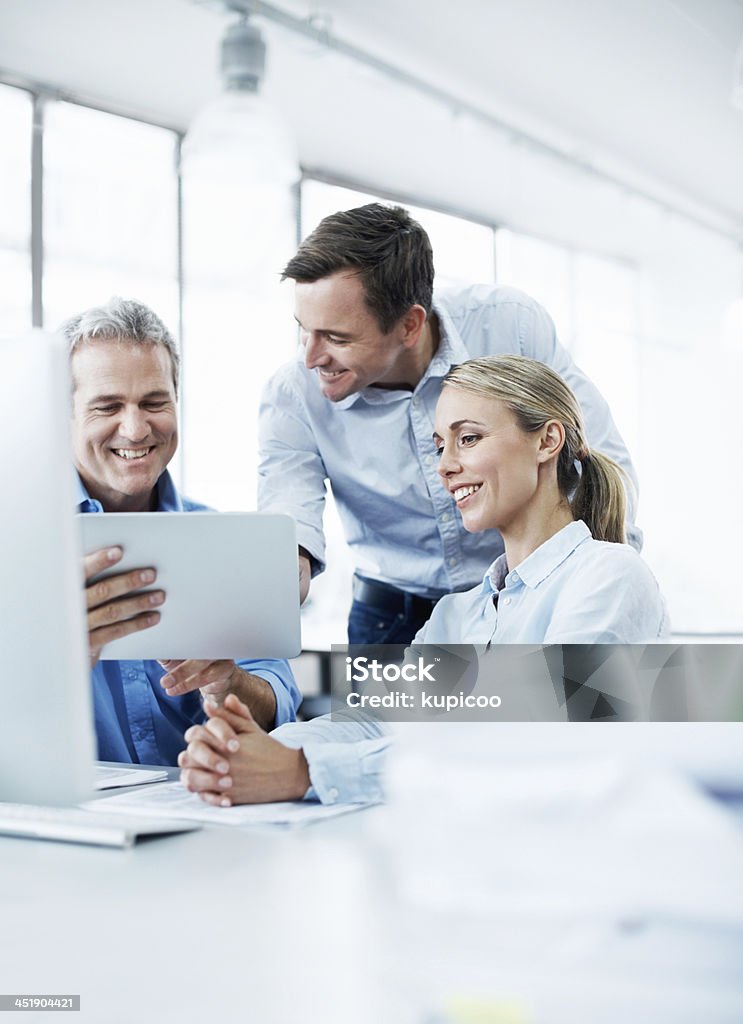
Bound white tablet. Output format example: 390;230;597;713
79;512;301;661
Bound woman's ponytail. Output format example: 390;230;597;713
570;449;628;544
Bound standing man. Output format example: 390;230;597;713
65;297;301;765
258;204;640;645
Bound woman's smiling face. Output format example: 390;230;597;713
433;387;543;535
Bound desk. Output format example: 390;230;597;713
2;763;743;1024
0;793;391;1023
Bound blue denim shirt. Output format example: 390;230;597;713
78;471;301;765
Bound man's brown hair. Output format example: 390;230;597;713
282;203;434;333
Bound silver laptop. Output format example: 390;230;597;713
0;332;197;845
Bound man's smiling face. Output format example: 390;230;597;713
71;339;178;512
294;270;415;402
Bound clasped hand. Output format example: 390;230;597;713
179;694;310;806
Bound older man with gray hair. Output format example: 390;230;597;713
64;296;301;766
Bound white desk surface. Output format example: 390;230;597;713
1;762;742;1024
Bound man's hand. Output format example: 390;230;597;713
158;660;277;731
85;546;164;668
298;549;312;604
178;694;310;806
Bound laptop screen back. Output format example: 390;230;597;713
0;332;95;805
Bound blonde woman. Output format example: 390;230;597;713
416;354;667;644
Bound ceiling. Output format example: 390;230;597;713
1;0;742;243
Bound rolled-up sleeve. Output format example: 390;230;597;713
239;659;302;727
257;369;328;573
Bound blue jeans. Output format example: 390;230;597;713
347;596;434;647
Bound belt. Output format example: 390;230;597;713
352;574;439;618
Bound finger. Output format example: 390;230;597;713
162;659;231;687
198;791;233;808
86;566;158;610
182;729;231;761
84;547;123;581
183;738;231;775
223;692;254;720
161;659;233;697
160;658;211;695
204;717;240;752
87;589;164;631
89;610;160;652
180;766;232;795
205;698;259;737
183;724;212;745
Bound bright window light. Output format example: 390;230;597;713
0;84;32;335
43;102;179;334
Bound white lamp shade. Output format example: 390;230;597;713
182;91;299;188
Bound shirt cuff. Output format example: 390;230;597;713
299;740;387;806
239;661;301;728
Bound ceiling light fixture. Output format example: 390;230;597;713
181;14;298;189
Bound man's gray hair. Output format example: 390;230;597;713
61;297;180;392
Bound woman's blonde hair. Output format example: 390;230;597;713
442;354;628;544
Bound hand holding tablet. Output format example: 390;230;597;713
84;545;164;667
79;512;301;661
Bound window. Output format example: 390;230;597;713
0;85;32;335
301;179;495;283
495;228;574;344
179;146;297;513
496;229;642;500
43;102;179;335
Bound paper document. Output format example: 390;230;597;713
95;765;168;790
86;781;367;827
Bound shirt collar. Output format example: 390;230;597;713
424;297;470;379
481;553;508;596
482;520;592;594
74;469;183;513
313;292;470;410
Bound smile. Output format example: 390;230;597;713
318;369;346;379
453;484;481;504
112;447;154;460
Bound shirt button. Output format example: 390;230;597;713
503;597;512;606
441;513;450;523
328;787;339;803
449;557;457;567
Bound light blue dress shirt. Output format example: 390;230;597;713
258;284;640;599
78;471;301;765
272;712;390;805
413;520;668;645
